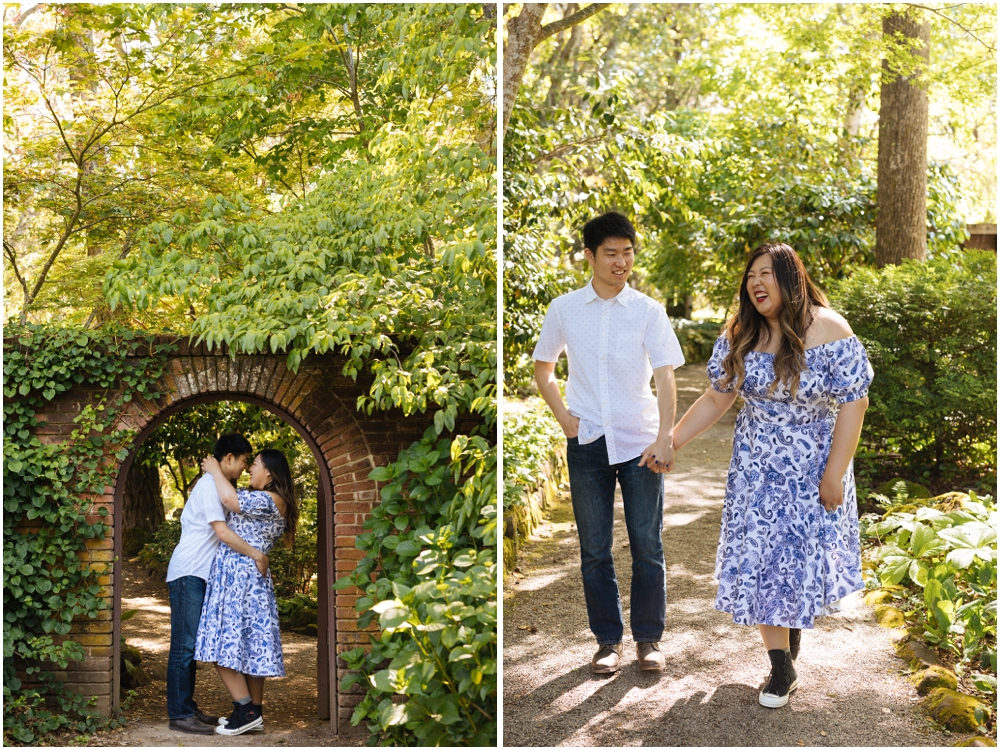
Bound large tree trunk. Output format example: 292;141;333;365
875;10;930;267
122;461;164;556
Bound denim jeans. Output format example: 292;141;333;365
167;575;207;719
566;436;666;644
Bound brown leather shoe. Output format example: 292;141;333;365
591;643;622;674
168;716;217;734
637;642;665;671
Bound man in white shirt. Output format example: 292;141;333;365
165;433;268;734
533;212;685;674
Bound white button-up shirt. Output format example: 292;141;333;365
532;280;685;464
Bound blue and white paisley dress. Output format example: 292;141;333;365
708;334;874;629
194;489;286;676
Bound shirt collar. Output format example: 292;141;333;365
584;278;633;306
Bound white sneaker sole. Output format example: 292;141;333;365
218;716;264;732
216;716;263;735
759;678;798;708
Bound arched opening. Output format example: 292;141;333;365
111;393;337;732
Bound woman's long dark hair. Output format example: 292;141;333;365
721;242;829;397
258;449;298;549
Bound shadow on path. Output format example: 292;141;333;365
503;365;956;747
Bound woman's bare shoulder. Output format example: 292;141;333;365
807;307;854;347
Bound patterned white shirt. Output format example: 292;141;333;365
532;280;685;464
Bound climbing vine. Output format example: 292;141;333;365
2;324;173;744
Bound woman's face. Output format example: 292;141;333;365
247;454;271;490
746;254;783;320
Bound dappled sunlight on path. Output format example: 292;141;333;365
503;364;954;747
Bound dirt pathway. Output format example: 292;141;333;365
85;568;366;746
502;365;961;747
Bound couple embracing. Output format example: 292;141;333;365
533;212;873;709
165;434;299;735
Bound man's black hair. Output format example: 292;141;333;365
213;433;253;461
582;211;637;253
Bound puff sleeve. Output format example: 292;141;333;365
237;489;282;520
827;336;874;405
707;335;735;394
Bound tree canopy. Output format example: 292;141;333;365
502;2;995;387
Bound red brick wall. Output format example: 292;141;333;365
21;339;437;724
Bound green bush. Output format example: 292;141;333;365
276;593;318;634
502;402;566;516
335;427;496;746
831;251;997;486
136;520;182;579
862;487;997;700
269;525;317;599
673;318;725;363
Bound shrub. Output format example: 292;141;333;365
862;486;997;701
136;520;182;579
335;427;496;746
502;401;568;573
673;318;725;363
831;251;997;486
268;525;317;599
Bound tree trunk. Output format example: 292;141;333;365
123;461;164;535
502;3;611;137
875;10;930;267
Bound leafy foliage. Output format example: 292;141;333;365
501;3;993;392
831;251;997;485
335;428;496;746
3;324;172;744
862;486;997;700
502;402;565;516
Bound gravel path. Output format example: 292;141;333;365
502;365;959;747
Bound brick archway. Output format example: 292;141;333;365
36;339;433;731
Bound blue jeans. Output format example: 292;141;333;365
167;575;207;719
567;436;666;645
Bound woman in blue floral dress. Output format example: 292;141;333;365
194;449;299;735
673;243;873;709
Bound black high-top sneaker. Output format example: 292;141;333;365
218;704;263;732
758;648;798;708
215;701;263;735
789;628;801;662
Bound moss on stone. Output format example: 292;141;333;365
926;688;991;733
910;665;958;694
896;638;943;668
874;603;906;628
952;737;996;747
864;589;893;607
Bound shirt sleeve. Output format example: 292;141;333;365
531;298;566;362
195;479;227;525
237;489;282;519
644;305;686;369
707;335;736;393
828;336;874;404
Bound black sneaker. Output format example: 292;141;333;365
215;701;263;735
219;704;263;732
759;648;798;708
789;628;801;662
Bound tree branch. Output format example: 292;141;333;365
3;239;30;300
537;3;610;44
904;4;996;55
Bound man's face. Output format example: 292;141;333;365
220;453;249;481
585;236;634;292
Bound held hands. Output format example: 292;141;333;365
639;436;675;474
201;456;221;475
819;472;844;512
